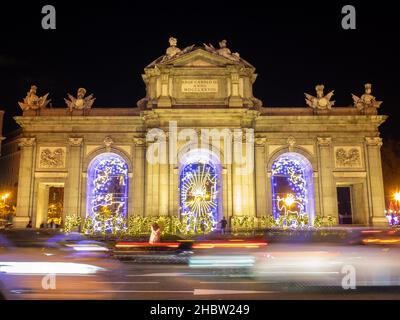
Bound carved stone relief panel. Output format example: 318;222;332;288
334;146;363;168
38;147;66;169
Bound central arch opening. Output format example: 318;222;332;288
179;149;221;233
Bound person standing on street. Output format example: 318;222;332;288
149;223;161;243
219;217;228;235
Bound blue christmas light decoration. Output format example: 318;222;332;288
271;155;309;223
179;160;219;233
87;153;128;233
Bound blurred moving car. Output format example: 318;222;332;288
114;238;268;267
187;239;267;275
361;229;400;245
0;229;125;300
252;243;400;288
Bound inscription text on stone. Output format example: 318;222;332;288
181;79;218;93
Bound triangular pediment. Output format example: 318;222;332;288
146;47;254;69
181;58;218;67
169;48;241;67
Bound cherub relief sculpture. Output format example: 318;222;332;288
203;40;240;62
304;84;335;110
352;83;382;112
18;85;50;111
64;88;95;111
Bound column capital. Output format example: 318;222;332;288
68;137;83;146
255;137;267;147
365;137;383;147
133;137;146;146
18;137;36;147
317;137;332;147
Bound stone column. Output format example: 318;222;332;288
145;140;163;217
266;171;272;217
64;137;83;222
317;137;338;218
365;137;386;226
159;136;169;216
170;167;179;216
133;138;146;216
221;167;228;221
169;126;179;217
232;131;257;217
151;161;160;217
35;184;49;228
80;172;87;220
144;140;153;216
232;134;243;216
255;138;267;217
241;147;250;217
15;137;36;227
247;136;256;217
225;164;233;220
313;172;322;217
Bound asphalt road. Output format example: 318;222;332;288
95;264;400;300
4;241;400;300
96;242;400;300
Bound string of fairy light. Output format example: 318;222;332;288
88;155;128;233
180;160;219;232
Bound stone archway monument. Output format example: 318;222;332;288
7;38;388;228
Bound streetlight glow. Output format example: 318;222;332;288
1;193;10;201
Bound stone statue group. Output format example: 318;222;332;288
18;86;95;112
304;83;382;112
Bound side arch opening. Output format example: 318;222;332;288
271;152;315;226
86;153;129;233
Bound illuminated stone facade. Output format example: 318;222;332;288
0;43;388;228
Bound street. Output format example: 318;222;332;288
3;228;400;300
94;262;400;300
9;241;398;300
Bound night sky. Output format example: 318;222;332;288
0;1;398;137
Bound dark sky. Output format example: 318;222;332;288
0;1;398;137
